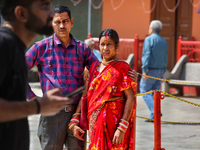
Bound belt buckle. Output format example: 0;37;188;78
65;105;73;112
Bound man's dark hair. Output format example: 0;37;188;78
0;0;35;21
52;4;71;19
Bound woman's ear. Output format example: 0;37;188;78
14;6;29;23
116;43;119;50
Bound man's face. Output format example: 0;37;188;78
148;27;154;35
25;0;54;35
52;12;74;39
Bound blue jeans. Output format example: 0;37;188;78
140;68;164;119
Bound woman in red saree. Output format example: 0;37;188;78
69;28;137;150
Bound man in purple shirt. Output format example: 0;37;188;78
25;5;97;150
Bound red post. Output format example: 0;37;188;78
153;91;165;150
132;97;137;150
134;34;139;72
87;33;92;39
177;36;182;62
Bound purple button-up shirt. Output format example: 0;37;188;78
25;33;98;104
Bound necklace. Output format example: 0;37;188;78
2;23;14;33
101;59;116;66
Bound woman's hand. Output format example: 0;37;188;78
142;72;148;80
128;69;138;83
112;128;125;145
72;125;85;141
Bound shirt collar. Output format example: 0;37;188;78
53;33;76;47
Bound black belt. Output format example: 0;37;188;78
64;105;77;112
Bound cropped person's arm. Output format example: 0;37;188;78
0;88;73;122
0;98;39;122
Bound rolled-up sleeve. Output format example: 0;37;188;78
25;44;40;100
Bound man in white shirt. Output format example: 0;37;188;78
84;38;102;62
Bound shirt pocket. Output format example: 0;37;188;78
70;59;84;79
40;56;54;76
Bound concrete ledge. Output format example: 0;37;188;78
168;80;200;87
29;82;41;88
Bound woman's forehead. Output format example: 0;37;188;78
100;36;114;42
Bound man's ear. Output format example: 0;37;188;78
14;6;29;23
71;18;74;27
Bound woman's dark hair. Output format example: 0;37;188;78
52;5;71;19
99;28;119;47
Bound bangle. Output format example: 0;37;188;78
73;113;81;116
34;99;40;114
119;123;128;131
69;115;80;130
121;119;129;125
69;123;78;130
119;123;128;129
117;127;126;133
117;119;129;133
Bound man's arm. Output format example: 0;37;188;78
25;43;40;100
0;88;73;122
141;38;151;80
84;44;99;69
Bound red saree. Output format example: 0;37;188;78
87;60;137;150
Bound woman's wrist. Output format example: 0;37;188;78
69;123;79;130
117;119;129;133
69;113;80;130
73;113;81;117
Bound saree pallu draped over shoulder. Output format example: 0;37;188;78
86;60;137;150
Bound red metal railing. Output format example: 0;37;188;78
177;36;200;62
91;34;145;72
154;91;165;150
134;34;144;73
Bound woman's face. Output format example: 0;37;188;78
99;36;117;61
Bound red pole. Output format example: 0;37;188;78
132;97;136;150
87;33;92;39
177;36;182;62
153;91;165;150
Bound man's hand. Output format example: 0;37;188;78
142;72;148;80
38;88;73;116
128;69;138;83
72;125;85;141
112;129;125;145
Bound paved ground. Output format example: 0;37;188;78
28;83;200;150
